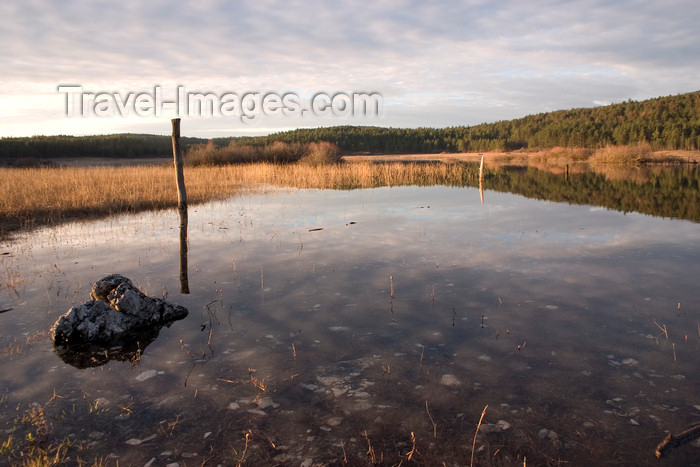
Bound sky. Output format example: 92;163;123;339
1;0;699;139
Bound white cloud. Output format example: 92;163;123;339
1;0;698;137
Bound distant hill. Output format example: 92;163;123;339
232;90;700;153
1;90;698;159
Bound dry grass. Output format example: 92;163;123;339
185;140;341;165
0;162;480;236
588;144;653;165
352;147;700;167
2;145;696;236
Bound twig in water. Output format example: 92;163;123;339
653;319;669;340
264;433;276;448
46;388;65;406
183;361;196;387
655;423;700;458
291;343;297;359
179;339;195;357
364;431;377;464
470;405;488;467
341;441;348;464
390;275;395;299
426;401;437;438
236;430;252;467
407;431;418;461
249;369;267;391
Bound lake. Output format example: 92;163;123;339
1;165;699;465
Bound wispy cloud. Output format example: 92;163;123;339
1;0;698;137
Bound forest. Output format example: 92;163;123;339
1;90;698;161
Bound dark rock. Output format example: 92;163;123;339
90;273;134;301
51;274;188;347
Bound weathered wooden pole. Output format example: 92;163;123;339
172;118;190;294
479;153;484;204
172;118;187;211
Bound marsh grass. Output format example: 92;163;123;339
1;396;107;467
184;140;341;166
0;162;480;237
588;144;653;165
3;145;692;238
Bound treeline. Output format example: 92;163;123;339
1;90;698;159
0;134;205;160
227;90;700;153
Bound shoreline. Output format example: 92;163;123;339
2;153;698;239
344;149;700;164
2;149;698;168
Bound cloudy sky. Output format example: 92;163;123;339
2;0;699;138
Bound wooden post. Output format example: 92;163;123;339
172;118;190;294
172;118;187;211
479;153;484;204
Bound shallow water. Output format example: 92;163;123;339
1;182;699;465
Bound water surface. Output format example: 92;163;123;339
1;181;699;465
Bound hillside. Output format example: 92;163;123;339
233;90;700;153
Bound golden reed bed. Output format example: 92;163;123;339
2;146;697;236
0;162;480;236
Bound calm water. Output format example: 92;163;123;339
1;177;699;465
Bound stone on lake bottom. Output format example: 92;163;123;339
135;370;159;381
440;374;462;387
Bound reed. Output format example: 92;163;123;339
470;405;488;467
588;144;652;165
0;162;480;236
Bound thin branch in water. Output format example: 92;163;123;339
406;431;417;461
425;401;437;439
470;405;488;467
653;319;669;339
